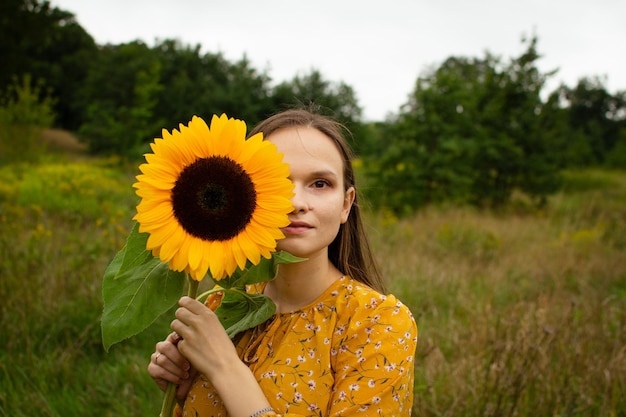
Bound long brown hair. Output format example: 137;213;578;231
249;109;386;294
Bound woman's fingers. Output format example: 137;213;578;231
147;360;178;390
177;296;208;315
147;339;191;387
166;331;183;345
175;297;221;328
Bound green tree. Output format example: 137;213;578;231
558;77;626;166
475;37;561;207
151;40;274;132
541;88;595;168
0;0;97;130
366;36;561;213
218;55;274;125
79;41;163;155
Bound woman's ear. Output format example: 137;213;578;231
341;186;356;224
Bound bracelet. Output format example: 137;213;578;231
249;406;274;417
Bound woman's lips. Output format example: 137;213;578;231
282;221;312;235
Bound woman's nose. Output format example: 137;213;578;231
290;185;309;213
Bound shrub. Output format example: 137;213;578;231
0;75;56;164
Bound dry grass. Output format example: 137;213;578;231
40;128;87;153
370;172;626;416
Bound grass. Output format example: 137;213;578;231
40;128;87;154
0;138;624;416
370;169;626;416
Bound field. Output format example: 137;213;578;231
0;131;624;416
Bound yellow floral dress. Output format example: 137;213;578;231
181;276;418;416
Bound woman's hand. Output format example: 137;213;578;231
171;296;273;416
170;296;239;380
147;332;196;403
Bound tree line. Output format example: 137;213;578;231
2;0;625;214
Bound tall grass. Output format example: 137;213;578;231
371;169;626;416
0;156;168;417
0;156;624;416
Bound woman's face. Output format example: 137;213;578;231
267;127;355;261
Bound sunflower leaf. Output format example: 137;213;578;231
115;222;154;277
215;291;276;339
273;251;307;265
101;224;186;351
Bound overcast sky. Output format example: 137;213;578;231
51;0;626;121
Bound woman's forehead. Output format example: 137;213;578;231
268;127;341;159
268;127;344;178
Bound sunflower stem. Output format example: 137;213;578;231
195;286;224;303
159;275;200;417
187;276;200;298
159;383;178;417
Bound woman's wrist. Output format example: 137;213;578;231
208;360;272;417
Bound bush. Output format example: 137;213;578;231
0;75;56;164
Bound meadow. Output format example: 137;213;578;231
0;135;624;416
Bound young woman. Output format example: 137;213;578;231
148;109;418;417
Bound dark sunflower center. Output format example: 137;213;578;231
172;156;257;241
201;184;228;211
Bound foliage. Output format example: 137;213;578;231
363;37;563;213
150;40;273;129
78;41;164;157
0;0;97;129
76;41;363;157
8;160;135;220
101;223;187;351
547;76;626;167
0;75;56;164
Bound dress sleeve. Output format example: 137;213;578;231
328;294;418;416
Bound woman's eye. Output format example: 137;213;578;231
313;180;329;188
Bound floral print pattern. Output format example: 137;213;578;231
182;276;418;416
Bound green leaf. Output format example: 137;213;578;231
272;250;307;265
215;291;276;339
102;228;302;349
101;223;186;351
115;223;154;277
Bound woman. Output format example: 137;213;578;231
148;109;418;417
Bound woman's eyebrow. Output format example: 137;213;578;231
309;170;337;178
288;169;339;182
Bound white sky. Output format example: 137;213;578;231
51;0;626;121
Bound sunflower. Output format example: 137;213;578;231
133;114;294;281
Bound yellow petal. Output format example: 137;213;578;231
187;235;203;271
